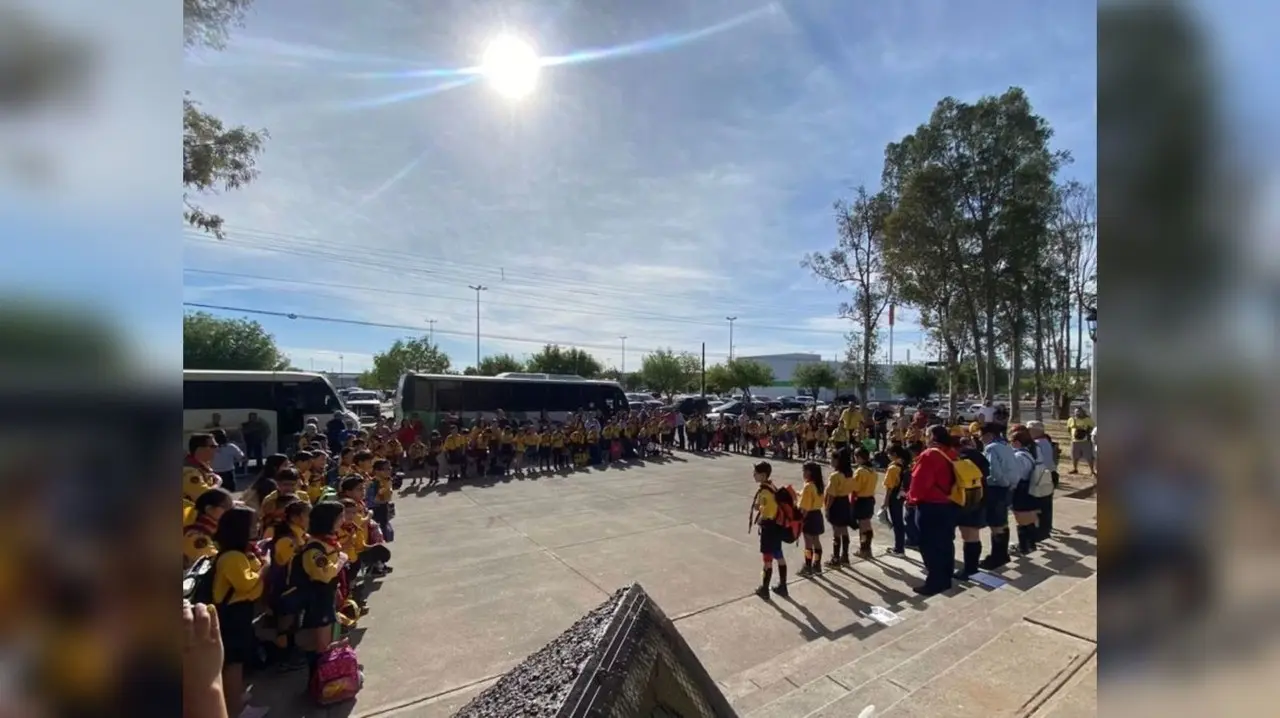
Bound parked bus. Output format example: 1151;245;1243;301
183;370;358;453
395;372;628;428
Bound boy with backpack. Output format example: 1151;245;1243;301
748;461;802;599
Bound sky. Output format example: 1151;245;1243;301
180;0;1098;375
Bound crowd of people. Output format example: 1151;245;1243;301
180;397;1096;716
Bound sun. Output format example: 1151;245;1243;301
479;35;541;99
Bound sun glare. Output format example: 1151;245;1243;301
479;35;541;100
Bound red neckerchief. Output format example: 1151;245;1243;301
188;514;218;535
316;533;341;550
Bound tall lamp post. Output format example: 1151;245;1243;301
726;316;737;362
1086;306;1097;421
619;336;627;374
468;285;487;367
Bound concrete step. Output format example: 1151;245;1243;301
735;537;1095;718
1028;654;1097;718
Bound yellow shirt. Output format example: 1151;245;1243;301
852;466;878;498
798;482;823;512
182;462;219;504
526;432;541;447
299;541;342;585
273;525;306;568
551;432;565;448
1067;417;1095;441
832;426;849;443
883;463;904;492
825;471;852;500
212;550;264;604
570;430;585;444
754;484;778;522
588;428;600;442
840;408;859;431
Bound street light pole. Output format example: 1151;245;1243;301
619;336;627;374
339;354;344;375
468;285;488;367
726;316;737;361
427;318;436;345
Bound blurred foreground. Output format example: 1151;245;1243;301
0;0;1278;715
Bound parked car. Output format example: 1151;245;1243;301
706;400;751;422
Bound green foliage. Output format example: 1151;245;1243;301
892;365;941;402
791;363;838;398
470;353;524;376
705;359;774;396
365;336;450;388
639;349;701;400
599;368;643;391
183;311;289;370
183;0;267;239
525;344;603;378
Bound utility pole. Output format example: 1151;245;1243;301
468;285;487;367
700;342;706;396
339;354;344;375
725;316;737;361
619;336;627;374
427;318;436;345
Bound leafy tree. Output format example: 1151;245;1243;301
706;359;774;398
892;365;941;402
804;186;893;406
525;344;603;378
470;353;524;376
638;349;700;400
184;0;267;239
364;336;450;388
791;362;838;399
184;311;289;370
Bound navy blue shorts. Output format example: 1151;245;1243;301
983;486;1011;527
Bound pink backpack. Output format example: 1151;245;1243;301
309;639;363;706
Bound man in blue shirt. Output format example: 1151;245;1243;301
979;423;1019;569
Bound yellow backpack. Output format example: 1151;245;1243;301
948;455;985;510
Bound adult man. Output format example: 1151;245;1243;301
240;411;270;467
838;403;860;449
976;400;996;424
1067;407;1096;475
907;425;959;595
326;411;348;451
182;433;222;505
872;404;890;451
203;413;223;431
978;424;1018;569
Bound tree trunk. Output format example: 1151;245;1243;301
1033;303;1045;421
1074;301;1083;378
946;341;959;418
1009;331;1023;423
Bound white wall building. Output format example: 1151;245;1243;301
734;353;894;402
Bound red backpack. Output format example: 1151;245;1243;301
772;485;803;544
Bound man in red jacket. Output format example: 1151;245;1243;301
908;425;960;595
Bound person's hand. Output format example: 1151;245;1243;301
183;602;224;692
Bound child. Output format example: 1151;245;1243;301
824;448;854;567
258;468;310;538
183;487;232;569
368;459;395;543
267;500;311;668
295;501;347;678
211;506;267;718
748;461;788;599
445;426;464;482
797;462;826;576
851;447;878;559
883;446;909;555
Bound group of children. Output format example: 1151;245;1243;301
182;428;403;716
748;418;1063;600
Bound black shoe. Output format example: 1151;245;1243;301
796;565;813;577
772;584;789;598
912;584;948;596
953;569;975;581
888;547;905;555
755;585;771;600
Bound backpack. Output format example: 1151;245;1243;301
309;638;363;705
771;485;803;544
184;554;218;606
948;454;985;511
1027;464;1056;498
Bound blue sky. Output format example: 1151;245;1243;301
180;0;1097;375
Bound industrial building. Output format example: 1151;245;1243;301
734;353;894;401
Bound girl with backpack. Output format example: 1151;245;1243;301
1009;429;1042;555
211;506;268;718
797;462;826;576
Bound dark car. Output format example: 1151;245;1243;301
667;396;711;416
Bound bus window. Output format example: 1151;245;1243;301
183;380;274;410
434;379;464;413
293;380;342;415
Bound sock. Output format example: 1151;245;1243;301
963;541;981;575
860;530;874;553
840;535;851;559
803;549;813;568
761;564;773;589
777;563;787;586
996;531;1010;559
1017;525;1033;553
813;548;822;567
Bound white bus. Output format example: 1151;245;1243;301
395;372;628;428
183;370;358;453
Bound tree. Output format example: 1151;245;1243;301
470;353;524;376
184;311;289;370
525;344;603;378
364;336;450;388
638;349;700;400
804;186;893;406
600;369;644;391
184;0;268;239
791;362;838;399
705;359;774;398
892;365;941;402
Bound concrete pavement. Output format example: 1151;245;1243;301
251;451;1097;717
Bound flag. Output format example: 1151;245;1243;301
888;303;895;327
